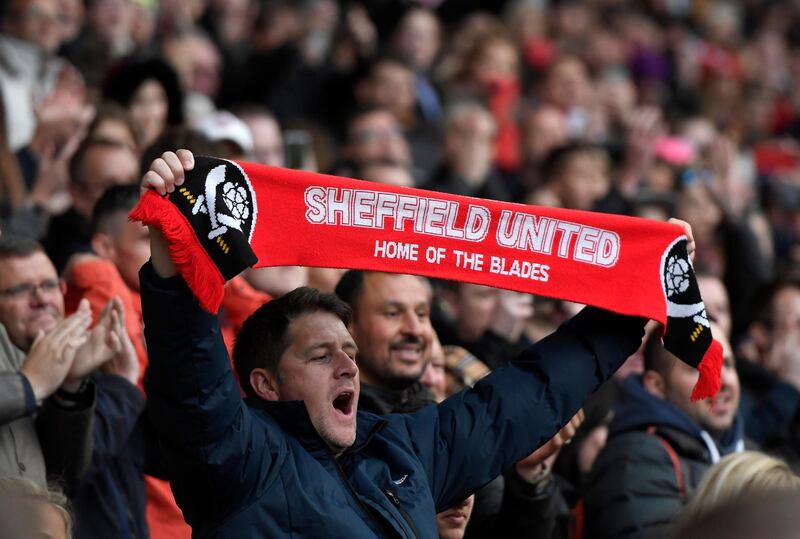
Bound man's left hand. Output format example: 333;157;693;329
515;409;584;483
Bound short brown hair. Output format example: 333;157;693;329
233;287;352;399
0;235;45;260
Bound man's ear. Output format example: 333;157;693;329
250;368;280;401
643;370;667;399
91;233;115;260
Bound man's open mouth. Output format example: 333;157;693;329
332;391;355;416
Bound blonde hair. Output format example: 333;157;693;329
0;477;73;539
680;451;800;525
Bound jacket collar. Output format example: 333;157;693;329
358;382;437;415
245;398;387;457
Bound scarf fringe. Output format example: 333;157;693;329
130;191;225;313
690;337;723;402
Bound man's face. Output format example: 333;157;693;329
394;8;440;71
276;311;359;452
556;152;610;211
6;0;63;53
363;62;416;118
521;106;567;164
347;111;411;168
86;0;134;46
437;495;475;539
0;252;64;351
543;57;590;110
104;215;151;292
455;283;496;342
74;145;139;218
444;109;495;167
697;276;731;338
664;330;739;438
243;115;284;167
772;286;800;335
349;273;434;389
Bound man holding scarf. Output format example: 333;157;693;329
137;150;700;538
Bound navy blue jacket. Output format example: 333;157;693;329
70;374;148;539
140;262;644;538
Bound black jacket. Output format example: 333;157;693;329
358;382;437;415
583;376;745;539
70;374;162;539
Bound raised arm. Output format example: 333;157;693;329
400;306;645;511
140;151;275;528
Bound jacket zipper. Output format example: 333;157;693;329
331;456;395;538
383;489;421;539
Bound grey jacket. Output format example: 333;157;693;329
0;324;95;485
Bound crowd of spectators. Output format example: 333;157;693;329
1;0;800;537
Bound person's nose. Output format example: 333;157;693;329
400;311;424;337
333;349;358;379
29;284;52;307
720;364;738;390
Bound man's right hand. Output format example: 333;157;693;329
141;150;195;278
20;300;92;403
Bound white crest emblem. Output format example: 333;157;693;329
661;238;709;328
191;164;256;240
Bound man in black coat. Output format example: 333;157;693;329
584;324;743;539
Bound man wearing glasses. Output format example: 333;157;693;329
0;235;126;486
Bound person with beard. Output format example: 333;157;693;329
334;270;437;414
583;323;744;539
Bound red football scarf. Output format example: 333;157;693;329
130;156;722;401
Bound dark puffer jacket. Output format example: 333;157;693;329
583;375;745;539
140;262;644;538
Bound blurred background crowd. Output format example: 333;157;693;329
1;0;800;538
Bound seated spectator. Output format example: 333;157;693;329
65;0;137;88
678;451;800;527
42;138;139;273
436;282;532;370
355;56;441;180
231;104;285;167
64;183;192;538
0;236;154;539
86;103;138;154
675;490;800;539
0;235;121;486
438;496;475;539
0;477;72;539
334;270;437;414
527;143;611;212
102;57;184;150
426;102;512;201
584;323;743;539
0;0;70;151
737;278;800;471
333;107;413;179
357;160;415;188
519;105;569;192
64;185;149;383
